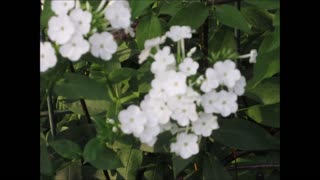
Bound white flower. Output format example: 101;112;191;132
118;105;147;136
201;90;238;117
214;60;241;88
200;68;219;93
192;113;219;137
187;47;197;57
104;0;131;29
170;133;199;159
163;70;188;97
48;15;75;45
89;32;117;61
51;0;75;15
229;76;246;96
151;46;176;74
239;49;258;63
125;26;135;37
140;95;172;125
69;8;92;35
179;57;199;76
138;124;160;146
167;87;200;110
40;42;57;72
138;48;151;64
144;36;166;49
59;34;90;61
171;103;198;126
166;26;192;42
249;49;258;63
160;122;180;135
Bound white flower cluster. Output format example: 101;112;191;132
40;0;134;72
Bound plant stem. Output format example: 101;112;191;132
47;90;56;138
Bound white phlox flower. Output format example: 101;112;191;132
170;133;199;159
179;57;199;76
187;47;197;57
192;113;219;137
59;33;90;61
138;124;160;147
239;49;258;63
170;103;198;126
138;48;151;64
89;32;117;61
48;15;75;45
229;76;246;96
118;105;147;136
144;36;167;49
151;46;176;74
200;68;219;93
214;60;241;88
166;26;192;42
69;8;92;35
40;42;57;72
51;0;75;15
104;0;131;29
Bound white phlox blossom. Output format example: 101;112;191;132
138;124;160;146
179;57;199;76
239;49;258;63
144;36;167;49
59;33;90;61
151;46;176;74
166;26;192;42
41;42;57;72
51;0;75;15
170;133;199;159
200;68;219;93
170;103;198;126
229;76;246;96
89;32;117;61
69;8;92;35
104;0;131;29
118;105;147;136
214;60;241;88
48;15;75;45
192;113;219;137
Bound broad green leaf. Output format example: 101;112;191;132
245;103;280;128
117;148;143;180
172;155;195;178
54;73;111;100
40;0;54;30
64;100;110;116
273;10;280;27
82;165;107;180
244;0;280;10
203;154;232;180
108;68;137;84
55;160;82;180
215;5;250;33
83;138;123;170
246;77;280;104
212;118;279;150
40;145;53;176
129;0;154;19
169;2;209;29
159;0;184;16
242;7;273;31
106;100;122;119
247;47;280;88
50;139;82;159
111;42;132;62
209;27;236;52
154;131;173;152
136;14;163;49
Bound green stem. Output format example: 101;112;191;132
177;41;181;65
181;39;186;60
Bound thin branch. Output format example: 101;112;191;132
47;91;56;138
227;164;280;171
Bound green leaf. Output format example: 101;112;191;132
169;2;209;29
215;5;250;33
50;139;82;159
159;0;184;16
247;47;280;88
111;42;132;62
64;100;110;116
117;148;143;179
209;27;236;52
83;138;123;170
40;144;53;176
246;77;280;105
242;7;273;31
203;154;232;180
107;100;122;119
136;14;163;50
40;0;54;30
154;131;173;152
54;73;111;100
212;118;279;150
108;68;137;84
55;160;82;180
129;0;154;19
245;103;280;128
273;10;280;27
172;155;195;178
82;165;107;180
244;0;280;10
